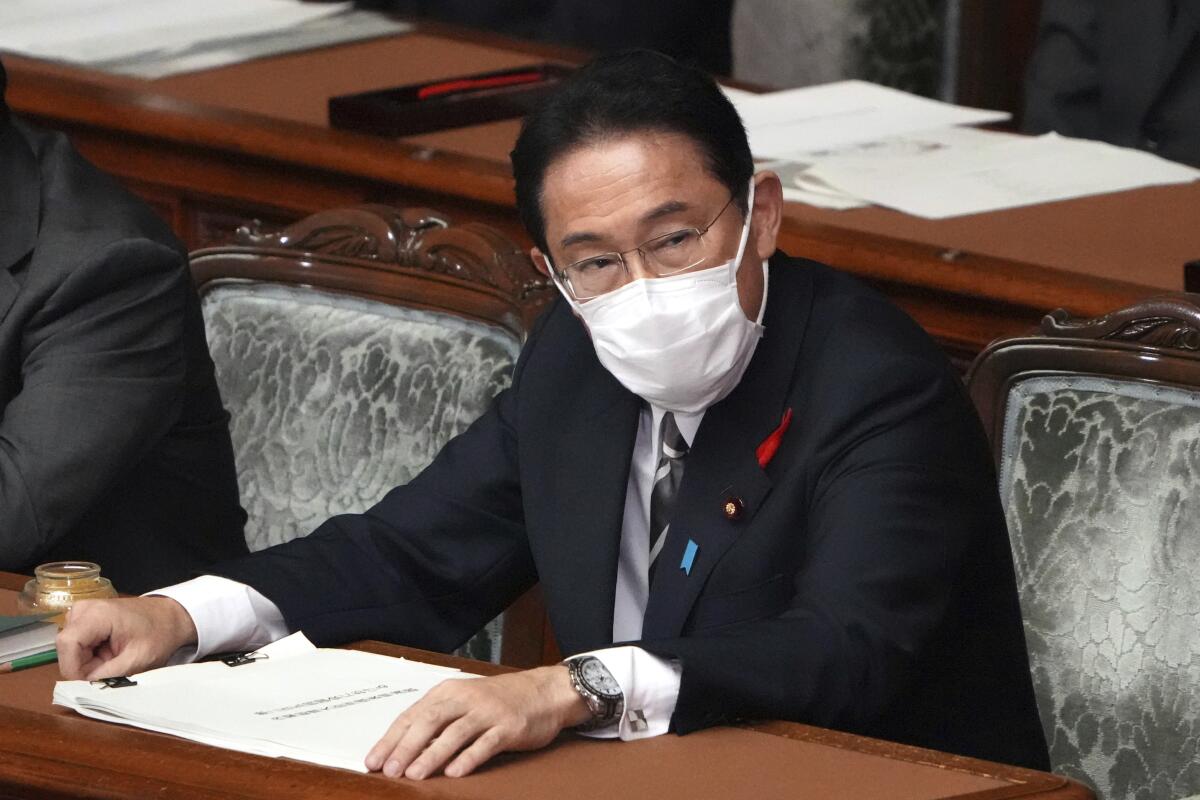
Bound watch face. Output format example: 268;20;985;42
580;658;621;697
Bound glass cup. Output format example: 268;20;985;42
17;562;118;623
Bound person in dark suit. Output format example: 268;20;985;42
366;0;734;74
0;60;248;593
1024;0;1200;167
57;51;1049;778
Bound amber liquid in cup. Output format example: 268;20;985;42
17;561;117;624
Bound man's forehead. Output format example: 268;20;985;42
541;133;722;244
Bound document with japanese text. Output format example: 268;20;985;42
54;633;473;772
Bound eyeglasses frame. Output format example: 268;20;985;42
554;193;741;301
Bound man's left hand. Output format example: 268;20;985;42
365;665;592;779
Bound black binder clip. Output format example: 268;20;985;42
220;650;268;667
93;676;137;689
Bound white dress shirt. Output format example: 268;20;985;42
152;406;702;742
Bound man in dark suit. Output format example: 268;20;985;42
0;60;248;593
1024;0;1200;167
367;0;734;74
57;51;1049;778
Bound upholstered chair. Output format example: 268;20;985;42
967;296;1200;800
189;205;551;664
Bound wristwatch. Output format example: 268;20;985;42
565;655;624;731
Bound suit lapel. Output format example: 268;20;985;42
641;255;814;640
0;120;38;326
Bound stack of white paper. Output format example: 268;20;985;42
725;80;1011;210
101;11;412;80
54;634;473;772
803;129;1200;219
0;0;354;68
726;80;1200;216
772;126;1021;210
730;80;1010;163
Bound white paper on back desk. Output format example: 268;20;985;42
0;0;351;65
729;80;1010;162
804;129;1200;218
53;633;471;772
724;81;1011;210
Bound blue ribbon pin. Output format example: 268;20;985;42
680;539;699;575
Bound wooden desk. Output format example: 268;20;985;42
6;23;1198;362
0;573;1089;800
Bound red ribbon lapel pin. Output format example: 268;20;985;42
756;408;793;469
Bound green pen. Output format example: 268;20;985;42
0;649;58;674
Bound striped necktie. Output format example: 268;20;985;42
649;412;689;574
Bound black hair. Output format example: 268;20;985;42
510;49;754;255
0;59;7;122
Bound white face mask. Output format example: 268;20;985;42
552;180;766;414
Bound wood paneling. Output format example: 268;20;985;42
7;22;1196;361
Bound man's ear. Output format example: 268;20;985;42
530;247;552;277
750;171;784;261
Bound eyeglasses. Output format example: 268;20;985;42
554;194;739;301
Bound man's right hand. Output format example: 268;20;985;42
57;597;198;680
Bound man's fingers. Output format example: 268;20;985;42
444;727;507;778
365;682;458;771
381;708;454;778
367;670;571;779
404;716;480;780
56;607;114;679
83;645;147;681
365;717;412;772
65;652;105;681
57;597;197;682
55;638;91;680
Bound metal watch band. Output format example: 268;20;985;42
565;656;623;731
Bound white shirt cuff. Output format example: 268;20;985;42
147;575;289;665
571;645;681;741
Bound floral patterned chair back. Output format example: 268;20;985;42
967;296;1200;800
189;205;551;663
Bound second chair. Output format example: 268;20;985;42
189;204;552;663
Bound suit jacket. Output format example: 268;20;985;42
1024;0;1200;167
0;107;249;593
213;254;1049;769
367;0;734;75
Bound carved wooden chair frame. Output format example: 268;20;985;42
966;293;1200;467
189;204;554;336
188;204;556;667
